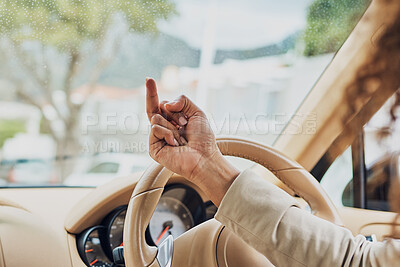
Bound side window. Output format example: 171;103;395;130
361;93;400;211
320;93;399;212
320;148;352;208
341;134;393;211
363;154;392;211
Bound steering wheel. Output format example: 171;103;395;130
123;137;342;267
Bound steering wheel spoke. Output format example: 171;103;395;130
156;235;173;267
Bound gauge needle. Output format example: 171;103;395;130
155;226;170;245
90;259;98;266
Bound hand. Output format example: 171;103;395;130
146;78;217;183
145;78;239;206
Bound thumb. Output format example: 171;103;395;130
165;95;203;118
165;100;184;112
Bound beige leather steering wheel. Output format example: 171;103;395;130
123;137;342;267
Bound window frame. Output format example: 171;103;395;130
351;131;367;209
311;131;368;209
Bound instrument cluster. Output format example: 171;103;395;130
76;184;216;266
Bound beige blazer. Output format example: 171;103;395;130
215;169;400;267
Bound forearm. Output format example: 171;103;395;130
215;169;399;267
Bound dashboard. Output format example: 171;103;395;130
76;184;217;267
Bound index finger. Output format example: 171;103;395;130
146;77;160;121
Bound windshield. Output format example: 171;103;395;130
0;0;370;187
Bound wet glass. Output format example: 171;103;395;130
0;0;370;186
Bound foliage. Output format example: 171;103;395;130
303;0;370;56
0;0;176;52
0;120;25;148
0;0;176;158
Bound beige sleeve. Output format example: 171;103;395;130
215;169;400;267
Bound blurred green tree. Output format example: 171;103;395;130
303;0;370;56
0;120;25;148
0;0;175;169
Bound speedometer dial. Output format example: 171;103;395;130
77;226;113;267
102;206;127;259
109;210;125;252
149;196;194;245
102;184;207;250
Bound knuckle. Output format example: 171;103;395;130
151;124;159;131
151;114;162;124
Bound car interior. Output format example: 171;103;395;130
0;0;400;266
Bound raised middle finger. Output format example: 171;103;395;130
146;78;160;121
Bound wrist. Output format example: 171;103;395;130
192;152;240;207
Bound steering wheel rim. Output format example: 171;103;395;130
123;137;342;267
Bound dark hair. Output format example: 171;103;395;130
345;8;400;237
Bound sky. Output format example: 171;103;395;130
158;0;313;50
